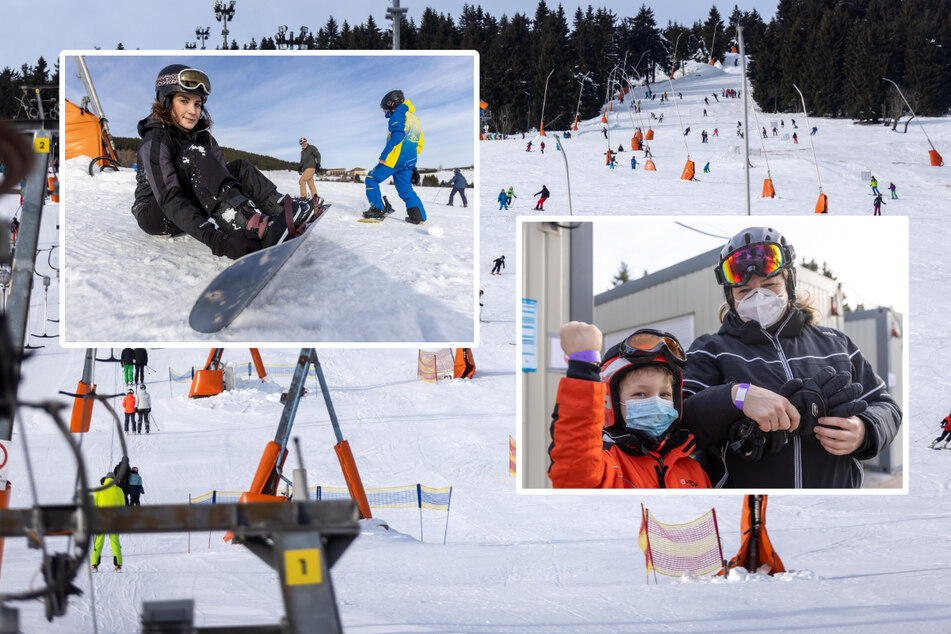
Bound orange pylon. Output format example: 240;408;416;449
644;160;656;171
645;129;654;140
815;193;828;214
572;116;578;131
762;178;775;198
930;149;944;166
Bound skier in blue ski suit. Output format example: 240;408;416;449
363;90;426;224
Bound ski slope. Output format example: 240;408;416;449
2;55;951;631
61;163;476;343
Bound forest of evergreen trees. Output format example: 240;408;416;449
3;1;949;132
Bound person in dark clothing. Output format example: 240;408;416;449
681;226;902;489
128;467;145;506
120;348;135;385
873;194;886;216
447;169;468;207
8;217;18;247
297;137;321;202
490;255;505;275
112;460;131;505
534;185;550;210
133;348;148;384
131;64;318;260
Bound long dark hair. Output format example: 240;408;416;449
150;98;212;130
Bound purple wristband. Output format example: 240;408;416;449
734;383;751;411
568;350;600;363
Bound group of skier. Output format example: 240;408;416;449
91;464;146;571
870;175;899;216
122;384;153;434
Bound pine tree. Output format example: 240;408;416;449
702;6;727;63
611;262;631;288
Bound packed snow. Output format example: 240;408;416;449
61;162;476;344
1;55;951;631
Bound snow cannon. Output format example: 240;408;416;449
762;179;776;198
814;193;828;214
680;160;696;181
930;150;943;167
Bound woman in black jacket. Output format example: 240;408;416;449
681;226;901;488
131;63;317;259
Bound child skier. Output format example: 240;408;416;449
497;188;508;210
630;156;637;170
363;90;427;224
506;186;516;206
548;322;711;489
873;193;886;216
931;413;951;449
889;182;898;199
703;161;710;173
128;467;145;506
490;255;505;275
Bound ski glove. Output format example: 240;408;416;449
210;230;259;260
779;367;868;440
727;418;788;462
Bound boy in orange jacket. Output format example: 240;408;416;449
548;322;711;488
122;389;136;434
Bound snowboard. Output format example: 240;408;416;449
188;203;331;333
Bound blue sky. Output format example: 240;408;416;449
6;1;778;67
63;53;476;169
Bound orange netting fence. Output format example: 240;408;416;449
638;504;725;583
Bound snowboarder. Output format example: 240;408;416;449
630;156;637;170
490;255;505;275
810;126;818;135
447;168;468;207
133;348;148;384
547;322;711;489
122;389;136;434
703;162;710;173
364;90;427;225
497;188;509;210
931;413;951;449
131;64;318;260
889;182;898;199
506;186;516;206
534;185;550;210
136;384;152;434
120;348;135;385
873;193;886;216
128;467;145;506
526;140;533;152
684;127;691;136
91;472;125;571
540;141;546;154
870;176;881;196
297;137;321;203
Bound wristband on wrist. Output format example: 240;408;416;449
568;350;600;363
734;383;751;411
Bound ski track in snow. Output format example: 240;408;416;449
5;55;951;631
61;165;475;343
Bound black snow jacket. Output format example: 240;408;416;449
682;308;901;489
133;115;222;247
133;348;148;366
120;348;135;366
299;144;321;172
534;187;550;198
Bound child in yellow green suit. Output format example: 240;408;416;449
91;472;125;571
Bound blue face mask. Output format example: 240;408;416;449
623;396;678;437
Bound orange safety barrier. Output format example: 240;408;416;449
631;137;642;151
645;129;654;140
762;178;776;198
815;193;828;214
69;381;96;433
930;150;944;166
680;160;696;181
644;160;656;171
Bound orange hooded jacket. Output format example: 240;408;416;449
548;376;711;489
122;393;136;414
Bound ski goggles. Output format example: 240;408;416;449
156;68;212;97
715;243;787;287
618;329;687;369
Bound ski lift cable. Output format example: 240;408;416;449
673;221;731;241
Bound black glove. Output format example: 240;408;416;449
728;418;788;462
779;367;868;439
210;230;260;260
298;166;304;174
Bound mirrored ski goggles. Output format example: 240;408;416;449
716;243;786;287
619;330;687;368
157;68;212;96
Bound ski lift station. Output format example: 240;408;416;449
519;220;904;489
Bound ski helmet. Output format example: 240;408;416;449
715;226;796;308
599;329;686;432
380;90;404;111
155;64;212;108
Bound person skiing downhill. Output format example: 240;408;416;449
363;90;427;225
490;255;505;275
870;176;881;196
873;193;886;216
132;64;318;260
931;413;951;449
447;168;468;207
506;186;516;206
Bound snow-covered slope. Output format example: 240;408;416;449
2;56;951;631
62;162;475;343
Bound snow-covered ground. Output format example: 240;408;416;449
2;55;951;631
61;161;476;343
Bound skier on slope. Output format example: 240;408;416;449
930;413;951;449
548;322;711;489
506;186;516;206
681;227;902;488
873;193;886;216
120;348;135;386
136;384;152;434
91;472;125;571
131;64;318;260
534;185;550;210
363;90;427;224
497;188;509;210
128;467;146;506
122;389;136;435
490;255;505;275
447;169;468;207
889;182;898;199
